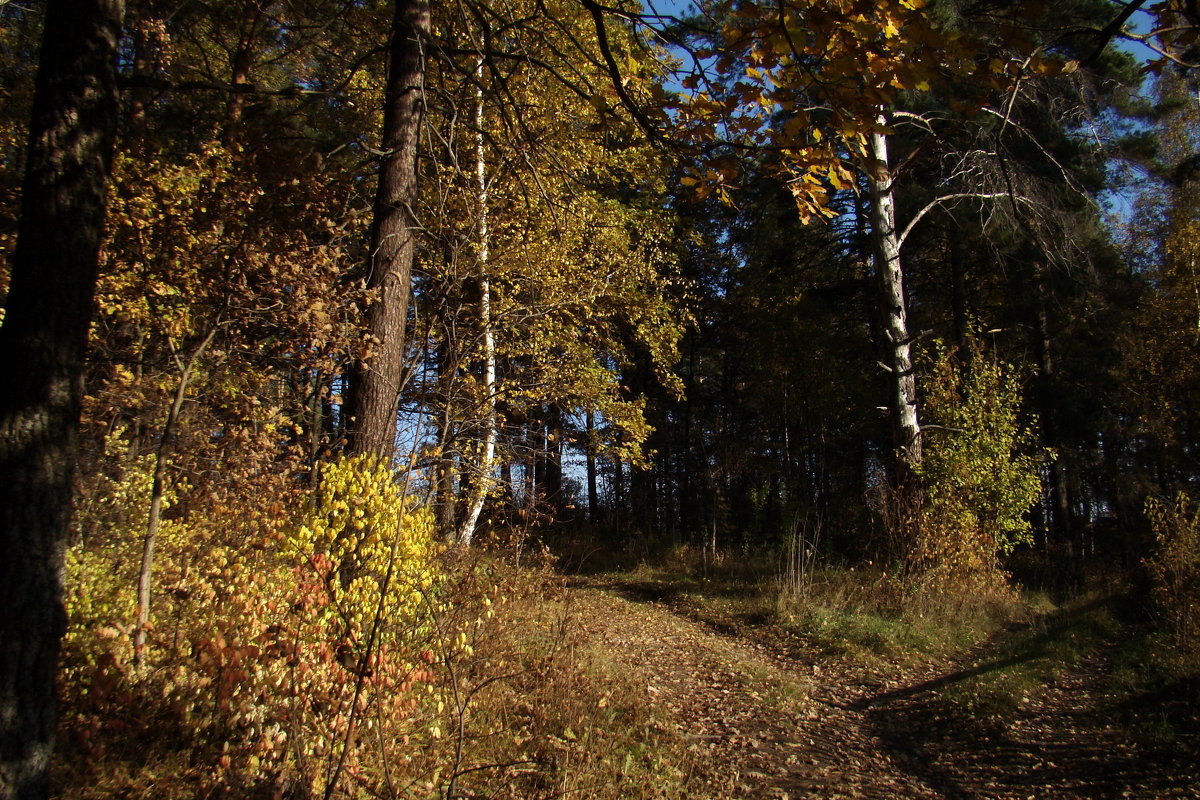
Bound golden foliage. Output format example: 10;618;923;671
292;453;441;647
673;0;1070;220
1146;492;1200;656
58;454;445;798
912;342;1044;592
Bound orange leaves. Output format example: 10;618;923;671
680;158;741;205
675;0;969;219
1028;54;1079;78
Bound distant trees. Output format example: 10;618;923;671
624;0;1148;575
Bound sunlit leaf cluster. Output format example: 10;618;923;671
914;340;1045;584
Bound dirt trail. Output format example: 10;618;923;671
569;584;1198;800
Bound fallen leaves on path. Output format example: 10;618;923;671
567;583;1199;800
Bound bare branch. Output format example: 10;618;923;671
579;0;666;145
898;192;1028;250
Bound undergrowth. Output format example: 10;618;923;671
586;542;1199;760
54;465;702;800
775;563;1026;664
1107;623;1200;755
588;544;1027;668
936;597;1120;738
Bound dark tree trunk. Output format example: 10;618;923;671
542;407;563;510
0;0;124;797
1034;266;1076;576
523;422;537;509
434;338;459;537
344;0;429;459
223;0;264;138
679;337;696;537
625;354;657;531
586;410;599;521
948;234;971;366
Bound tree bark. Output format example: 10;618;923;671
456;54;497;546
0;0;124;796
133;328;216;672
344;0;429;459
540;411;564;510
433;335;459;537
222;0;265;139
586;410;599;521
1034;266;1075;569
866;125;922;468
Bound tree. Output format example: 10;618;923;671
408;0;684;537
454;52;497;546
0;0;125;797
344;0;431;460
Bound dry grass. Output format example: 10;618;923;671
430;554;705;800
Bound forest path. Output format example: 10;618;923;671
568;581;1198;800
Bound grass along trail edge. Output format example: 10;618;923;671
566;579;1199;799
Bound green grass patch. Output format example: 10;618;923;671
1106;627;1200;754
781;604;948;660
596;554;1023;668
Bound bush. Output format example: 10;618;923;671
1146;492;1200;655
58;451;696;799
58;453;443;798
912;341;1044;594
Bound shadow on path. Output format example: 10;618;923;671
576;579;1199;799
855;598;1199;799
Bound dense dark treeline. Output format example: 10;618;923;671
595;1;1176;590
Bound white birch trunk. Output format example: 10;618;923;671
456;54;497;546
866;122;922;466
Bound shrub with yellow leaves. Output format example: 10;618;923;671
1146;492;1200;656
291;453;440;654
912;340;1044;596
56;454;445;798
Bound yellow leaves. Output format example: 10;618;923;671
1145;492;1200;652
288;454;440;649
915;339;1045;578
675;0;981;226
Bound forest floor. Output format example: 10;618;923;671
565;574;1199;800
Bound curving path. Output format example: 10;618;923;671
568;583;1199;800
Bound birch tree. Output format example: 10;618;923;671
455;52;498;546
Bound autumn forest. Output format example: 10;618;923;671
1;0;1199;798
